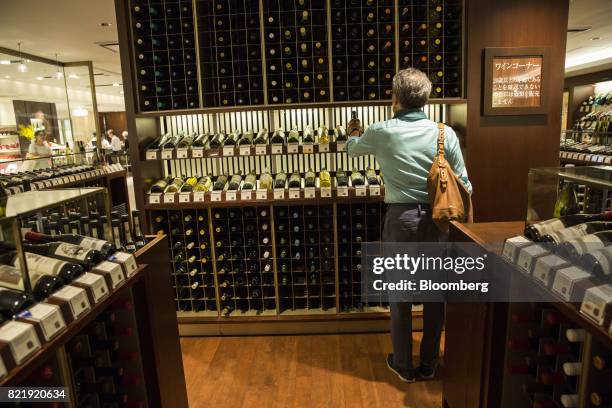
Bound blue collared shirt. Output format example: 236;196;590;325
347;108;472;204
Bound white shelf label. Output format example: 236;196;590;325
336;141;346;151
304;187;316;198
319;143;329;152
161;149;174;159
163;193;176;203
289;188;301;199
274;189;285;200
225;191;237;201
179;192;191;203
271;144;282;154
240;190;253;200
355;186;367;197
191;148;204;158
209;149;220;157
51;178;60;186
369;186;380;196
606;156;612;164
176;148;189;159
337;186;348;197
210;191;222;202
193;191;205;202
223;146;235;156
239;146;251;156
256;189;268;200
68;175;76;182
256;145;267;155
596;155;605;163
149;194;161;204
60;177;68;185
320;187;331;197
287;143;298;153
302;144;313;154
146;150;158;160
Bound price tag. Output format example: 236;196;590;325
43;180;51;188
337;186;348;197
570;152;579;160
240;146;251;156
179;192;191;203
271;144;283;154
319;143;329;152
337;141;346;152
304;187;316;198
578;153;587;161
226;191;237;201
287;143;299;153
289;188;301;199
176;148;189;159
59;177;68;185
193;191;205;202
78;173;86;181
31;183;39;191
605;156;612;164
209;148;220;157
51;178;60;186
302;144;313;154
210;191;222;202
369;186;380;196
320;187;331;198
256;145;267;155
223;146;235;156
584;154;593;162
146;150;158;160
68;175;76;182
163;193;176;203
149;194;161;204
191;148;204;158
355;186;367;197
240;190;253;200
161;149;174;159
256;189;268;200
274;189;285;200
597;155;606;163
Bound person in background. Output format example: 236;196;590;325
121;130;129;150
90;131;98;148
347;68;472;383
27;130;52;169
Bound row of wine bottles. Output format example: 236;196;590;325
148;168;379;194
0;164;97;192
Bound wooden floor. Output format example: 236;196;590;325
181;333;443;408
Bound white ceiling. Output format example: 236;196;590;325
0;0;610;103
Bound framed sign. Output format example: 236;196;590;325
483;47;549;116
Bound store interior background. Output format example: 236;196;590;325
0;0;612;407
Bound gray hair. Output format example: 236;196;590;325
392;68;432;109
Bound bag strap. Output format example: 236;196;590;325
437;123;445;160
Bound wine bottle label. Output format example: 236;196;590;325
568;234;606;256
53;243;89;261
532;219;565;236
2;261;50;290
547;223;590;243
16;253;68;278
79;237;108;252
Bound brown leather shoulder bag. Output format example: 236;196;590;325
427;123;473;232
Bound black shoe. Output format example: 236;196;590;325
418;364;436;380
386;354;416;383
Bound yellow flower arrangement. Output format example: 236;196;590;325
18;124;35;140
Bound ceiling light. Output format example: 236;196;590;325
54;53;63;79
99;22;112;27
0;60;10;65
4;75;10;79
36;76;43;80
16;42;27;73
68;73;79;79
591;37;601;41
112;82;120;87
566;46;612;69
119;90;124;94
71;107;88;117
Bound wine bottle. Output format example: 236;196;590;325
238;131;254;145
287;128;300;143
132;210;146;249
224;130;240;146
317;126;329;144
304;169;316;188
553;181;579;218
319;169;331;187
259;170;273;190
591;392;612;407
194;176;212;192
0;262;62;300
275;172;287;189
365;168;379;185
149;177;171;193
336;170;348;187
121;215;137;253
177;132;197;148
25;231;115;260
213;174;228;191
350;169;364;186
164;176;185;193
347;111;362;137
334;125;347;141
271;128;286;144
0;286;34;319
243;172;256;190
111;220;122;252
253;129;269;144
557;231;612;263
209;132;226;148
288;172;301;188
540;221;612;244
303;126;314;143
147;133;171;150
191;133;210;148
524;211;612;241
162;132;183;149
228;174;243;190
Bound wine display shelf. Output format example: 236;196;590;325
123;0;464;113
148;202;389;319
559;151;612;166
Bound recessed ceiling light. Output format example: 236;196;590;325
17;63;28;73
36;76;43;80
4;75;10;79
99;22;112;27
0;60;10;65
68;73;79;79
591;36;601;41
112;82;120;87
119;90;124;94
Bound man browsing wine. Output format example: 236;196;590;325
347;68;472;383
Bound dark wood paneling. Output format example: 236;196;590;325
564;69;612;88
99;111;127;135
568;85;594;127
465;0;570;222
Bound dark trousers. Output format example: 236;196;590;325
383;204;445;370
